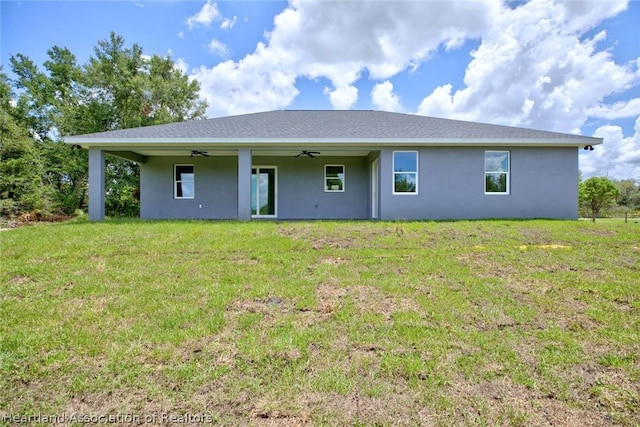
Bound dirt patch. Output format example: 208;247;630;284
230;297;290;314
314;282;422;320
277;223;402;250
318;256;349;265
350;285;422;318
8;275;31;285
2;211;75;229
448;377;623;426
301;388;430;426
517;227;557;245
578;227;617;237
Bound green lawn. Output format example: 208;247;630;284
1;220;639;426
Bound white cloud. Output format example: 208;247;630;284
587;98;640;120
192;0;499;114
191;42;299;117
175;58;189;75
186;0;221;30
323;85;358;110
580;117;640;180
177;31;184;39
417;0;638;134
207;39;229;58
221;16;237;30
371;81;401;112
267;0;500;107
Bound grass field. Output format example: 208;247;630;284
1;220;639;426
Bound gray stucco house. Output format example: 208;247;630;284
65;110;602;221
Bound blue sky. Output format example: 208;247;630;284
2;0;639;180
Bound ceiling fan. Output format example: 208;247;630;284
191;150;209;157
295;150;320;158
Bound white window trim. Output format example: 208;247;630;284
174;164;194;200
392;151;419;195
484;150;510;195
324;164;345;193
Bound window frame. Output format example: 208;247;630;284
392;151;419;195
324;164;345;192
484;150;510;195
174;164;195;200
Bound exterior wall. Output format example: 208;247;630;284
256;156;369;219
140;156;238;219
138;147;578;221
379;147;578;220
140;155;370;220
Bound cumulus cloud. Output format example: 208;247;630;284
323;85;359;110
417;0;638;133
268;0;499;105
186;0;221;30
207;39;229;58
190;42;299;117
580;117;640;180
587;98;640;120
221;16;237;30
192;0;500;115
371;81;402;112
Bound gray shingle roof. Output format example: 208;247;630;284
66;110;601;143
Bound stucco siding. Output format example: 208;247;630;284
140;156;238;219
379;147;578;220
256;156;369;219
139;147;577;221
140;155;369;220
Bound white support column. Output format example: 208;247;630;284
88;148;105;221
237;149;252;221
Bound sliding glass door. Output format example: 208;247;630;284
251;167;277;218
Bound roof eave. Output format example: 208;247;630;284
65;136;604;148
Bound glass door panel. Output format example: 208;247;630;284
251;167;276;217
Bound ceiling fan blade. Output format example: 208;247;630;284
191;150;209;157
294;150;320;157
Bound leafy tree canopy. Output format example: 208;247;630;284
579;176;621;222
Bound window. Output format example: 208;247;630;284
485;151;509;194
393;151;418;194
174;165;194;199
325;165;345;192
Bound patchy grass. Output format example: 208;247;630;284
1;220;639;426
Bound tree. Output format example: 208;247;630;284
579;177;620;222
614;179;640;211
0;70;51;216
85;32;206;130
10;48;92;214
8;32;208;217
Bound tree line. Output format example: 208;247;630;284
1;32;207;218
